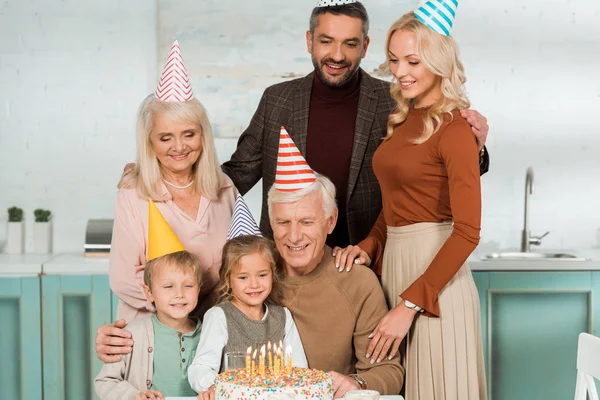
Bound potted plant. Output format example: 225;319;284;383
6;206;24;254
33;209;53;253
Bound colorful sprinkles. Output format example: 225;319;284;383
215;367;334;399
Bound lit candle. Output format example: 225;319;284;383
252;348;258;377
260;344;266;375
279;340;284;373
246;347;252;376
286;345;292;374
274;347;281;375
267;341;273;372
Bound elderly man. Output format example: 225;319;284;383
268;172;404;397
95;171;404;397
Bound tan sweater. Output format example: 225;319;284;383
359;108;481;317
283;248;404;395
95;317;154;400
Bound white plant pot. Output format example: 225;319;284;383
33;221;53;254
6;221;24;254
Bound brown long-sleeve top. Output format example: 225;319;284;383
284;248;404;395
358;107;481;317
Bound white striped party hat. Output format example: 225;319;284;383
317;0;356;6
227;194;262;240
155;40;194;102
274;127;316;192
414;0;458;37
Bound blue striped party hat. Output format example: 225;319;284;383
227;194;262;240
414;0;459;37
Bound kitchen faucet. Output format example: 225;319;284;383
520;167;550;252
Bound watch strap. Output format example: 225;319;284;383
349;374;367;390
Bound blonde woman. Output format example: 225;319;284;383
106;94;237;327
333;10;487;400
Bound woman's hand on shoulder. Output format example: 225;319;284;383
95;319;133;363
332;245;371;272
135;389;163;400
197;385;215;400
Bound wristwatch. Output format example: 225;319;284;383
404;299;424;313
349;374;367;390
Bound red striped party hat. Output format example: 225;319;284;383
155;40;194;102
274;127;316;192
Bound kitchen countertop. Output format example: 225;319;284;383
42;252;110;275
2;249;600;276
0;254;53;276
469;248;600;271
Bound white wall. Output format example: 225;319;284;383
0;0;157;252
0;0;598;254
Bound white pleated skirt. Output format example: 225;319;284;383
382;222;487;400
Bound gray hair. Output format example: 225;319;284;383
268;173;337;220
309;1;370;37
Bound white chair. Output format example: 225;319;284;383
574;332;600;400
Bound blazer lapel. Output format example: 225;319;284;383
347;70;378;203
289;73;314;155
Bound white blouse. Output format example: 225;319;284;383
188;304;308;393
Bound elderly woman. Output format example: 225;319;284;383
109;43;236;324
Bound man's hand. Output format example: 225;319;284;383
135;389;163;400
95;319;133;363
328;371;360;399
366;303;417;364
332;245;371;272
197;385;215;400
460;109;488;151
124;163;135;174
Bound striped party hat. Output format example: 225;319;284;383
155;40;194;102
148;200;186;261
317;0;356;6
414;0;459;37
274;127;316;192
227;194;262;240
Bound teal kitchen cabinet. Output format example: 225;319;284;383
41;254;112;400
0;255;47;400
473;269;600;400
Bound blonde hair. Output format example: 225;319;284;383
214;235;285;306
144;250;203;289
118;94;224;201
383;12;470;143
267;173;337;220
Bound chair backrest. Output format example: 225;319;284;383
574;333;600;400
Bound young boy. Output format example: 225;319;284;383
95;200;203;400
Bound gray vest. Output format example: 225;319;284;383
217;301;286;370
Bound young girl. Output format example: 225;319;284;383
187;234;308;398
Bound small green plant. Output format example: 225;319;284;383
8;206;24;222
34;209;52;222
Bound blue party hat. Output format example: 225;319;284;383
414;0;458;37
227;194;262;240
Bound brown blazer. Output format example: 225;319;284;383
222;69;396;245
221;69;490;245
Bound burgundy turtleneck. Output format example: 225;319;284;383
306;71;361;248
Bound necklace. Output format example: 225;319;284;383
163;179;194;190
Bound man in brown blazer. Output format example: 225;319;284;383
222;1;489;249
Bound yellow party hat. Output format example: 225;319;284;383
148;200;185;261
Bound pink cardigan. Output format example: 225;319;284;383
109;175;237;322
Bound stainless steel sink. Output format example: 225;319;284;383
483;252;588;261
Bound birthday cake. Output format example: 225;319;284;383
215;367;333;399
